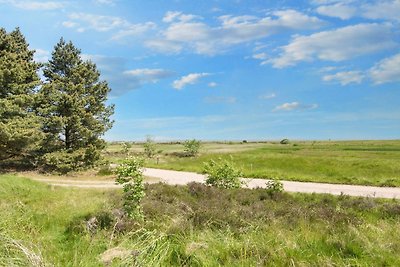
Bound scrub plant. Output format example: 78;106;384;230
183;139;201;157
203;158;243;189
115;157;145;220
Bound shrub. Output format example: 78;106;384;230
121;142;132;155
143;136;156;158
115;157;145;220
203;158;243;189
265;179;284;196
183;139;201;157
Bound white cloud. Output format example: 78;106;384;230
323;71;364;85
252;52;268;60
273;102;318;111
62;21;78;28
162;11;200;23
82;55;174;95
144;39;183;54
362;0;400;22
270;23;396;68
4;0;64;10
111;22;156;40
370;53;400;84
204;96;236;104
163;11;182;23
172;73;210;90
259;93;276;99
65;13;129;32
316;3;357;19
123;68;174;83
148;10;324;55
208;82;218;87
313;0;400;22
62;12;155;40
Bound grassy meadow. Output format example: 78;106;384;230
104;140;400;187
1;174;400;266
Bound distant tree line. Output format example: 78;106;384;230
0;28;114;172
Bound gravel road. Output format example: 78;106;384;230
30;167;400;199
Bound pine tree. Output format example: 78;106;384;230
37;38;114;172
0;28;42;162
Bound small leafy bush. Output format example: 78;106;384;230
183;139;201;157
265;179;284;195
143;136;156;158
115;157;145;220
203;158;243;189
121;142;132;155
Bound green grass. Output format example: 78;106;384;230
1;174;400;266
105;140;400;187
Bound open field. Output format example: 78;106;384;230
104;140;400;187
1;174;400;266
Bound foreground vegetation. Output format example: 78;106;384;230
1;174;400;266
104;140;400;187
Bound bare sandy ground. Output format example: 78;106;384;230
28;168;400;199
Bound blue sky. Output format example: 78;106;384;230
1;0;399;141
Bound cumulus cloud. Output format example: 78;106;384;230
322;71;364;85
252;52;268;60
123;68;174;83
362;0;400;22
269;23;396;68
273;102;318;112
111;22;156;40
314;0;400;22
62;12;155;40
63;13;129;32
2;0;65;10
162;11;200;23
82;54;174;95
147;9;324;55
316;3;357;19
172;73;210;90
370;53;400;84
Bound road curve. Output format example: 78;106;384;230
29;168;400;199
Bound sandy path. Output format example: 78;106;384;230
29;168;400;199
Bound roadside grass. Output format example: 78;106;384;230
105;140;400;187
1;174;400;266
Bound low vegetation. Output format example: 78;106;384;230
104;140;400;187
115;157;145;220
1;174;400;266
203;158;243;189
183;139;201;157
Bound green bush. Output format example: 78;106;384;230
115;157;145;220
121;142;132;155
265;179;284;196
203;158;243;189
143;136;156;158
183;139;201;157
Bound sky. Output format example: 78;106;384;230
1;0;399;141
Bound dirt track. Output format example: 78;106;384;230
29;167;400;199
